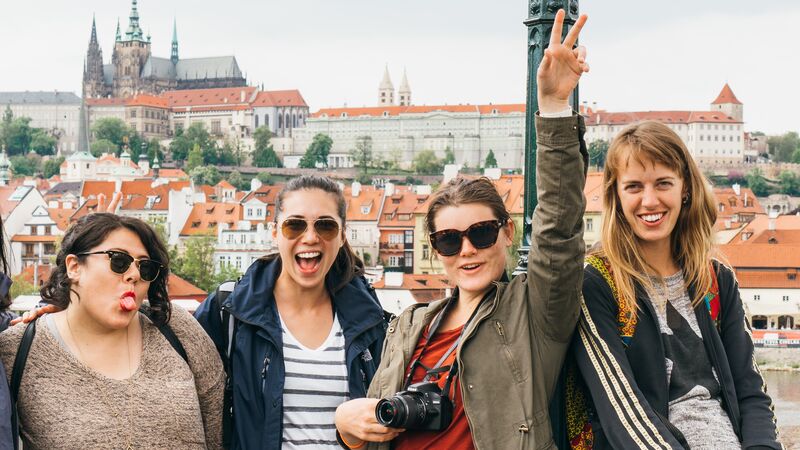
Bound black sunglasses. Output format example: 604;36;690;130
76;250;164;282
429;219;507;257
280;218;341;241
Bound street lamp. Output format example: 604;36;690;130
516;0;581;274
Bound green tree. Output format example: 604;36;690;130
169;130;192;162
413;150;443;175
10;154;42;176
4;117;33;155
90;138;118;157
226;170;247;191
186;144;204;171
91;117;129;149
768;132;800;163
588;139;609;169
745;168;770;197
256;171;274;185
189;166;221;186
778;170;800;196
43;156;65;178
443;147;455;165
252;127;282;168
485;149;498;168
309;133;333;167
146;138;165;162
350;136;373;175
170;123;213;163
0;106;13;150
10;274;38;299
217;142;238;166
169;233;218;292
29;129;57;156
792;148;800;164
505;219;523;273
213;263;243;287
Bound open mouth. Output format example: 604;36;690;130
460;262;483;272
119;291;137;312
296;251;323;274
638;212;665;226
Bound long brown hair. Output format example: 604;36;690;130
597;121;717;314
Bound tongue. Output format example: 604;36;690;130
120;296;137;312
297;257;318;271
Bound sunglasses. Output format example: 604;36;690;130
76;250;164;282
429;219;507;257
280;218;341;241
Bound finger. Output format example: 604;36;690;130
40;304;59;314
564;14;588;49
573;45;587;63
539;48;553;73
96;193;106;212
106;192;122;213
549;9;565;48
9;317;21;326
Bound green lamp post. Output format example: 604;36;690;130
515;0;581;274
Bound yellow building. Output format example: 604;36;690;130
583;172;604;249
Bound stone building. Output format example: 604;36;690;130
83;0;246;99
0;92;81;153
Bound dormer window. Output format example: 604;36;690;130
361;205;371;215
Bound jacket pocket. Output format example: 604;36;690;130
495;320;525;383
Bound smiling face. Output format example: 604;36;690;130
432;203;513;301
273;188;345;292
66;227;151;330
616;156;685;253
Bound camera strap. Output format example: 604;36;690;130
402;286;497;393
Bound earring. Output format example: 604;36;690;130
682;195;689;205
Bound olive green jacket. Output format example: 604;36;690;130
366;114;588;450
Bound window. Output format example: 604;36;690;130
211;120;222;135
405;251;413;267
422;244;430;259
404;230;413;243
389;234;403;244
783;296;790;302
388;256;400;266
351;229;357;241
585;218;593;232
754;295;760;301
130;110;137;118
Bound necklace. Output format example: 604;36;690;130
65;311;136;449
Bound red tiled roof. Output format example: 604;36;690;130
10;235;58;243
749;230;800;245
80;180;115;200
344;186;384;222
167;273;207;297
18;265;52;287
583;110;740;125
734;270;800;289
711;83;742;105
0;186;20;217
379;190;423;228
127;94;168;109
251;90;308;108
491;175;524;215
164;87;257;108
312;104;525;119
372;273;452;290
728;215;800;244
180;202;242;236
584;172;604;213
147;168;188;179
216;180;235;190
718;244;800;268
46;208;74;231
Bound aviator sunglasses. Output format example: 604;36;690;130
76;250;164;282
429;219;507;257
280;218;341;241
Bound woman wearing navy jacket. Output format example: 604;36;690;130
195;176;387;450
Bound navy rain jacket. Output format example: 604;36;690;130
195;256;387;450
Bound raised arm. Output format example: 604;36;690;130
527;10;589;343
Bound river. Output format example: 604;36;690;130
764;371;800;448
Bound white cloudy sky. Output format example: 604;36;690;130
0;0;797;133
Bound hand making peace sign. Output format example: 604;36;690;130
537;9;589;114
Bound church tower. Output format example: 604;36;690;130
171;19;179;64
112;0;152;98
398;68;411;106
378;65;395;106
710;83;743;122
83;15;108;98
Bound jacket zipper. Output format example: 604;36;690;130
261;356;270;393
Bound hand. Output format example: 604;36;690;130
96;192;122;214
537;9;589;114
335;398;403;445
10;304;60;326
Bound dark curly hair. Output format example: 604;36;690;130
41;213;172;326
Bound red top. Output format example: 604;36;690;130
392;325;475;450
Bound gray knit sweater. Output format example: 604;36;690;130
0;306;224;450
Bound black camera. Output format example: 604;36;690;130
374;381;453;431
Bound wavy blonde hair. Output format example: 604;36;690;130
595;121;717;315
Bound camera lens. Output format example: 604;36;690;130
375;394;427;429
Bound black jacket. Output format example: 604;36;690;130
572;261;781;449
195;256;387;450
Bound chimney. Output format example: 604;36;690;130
732;183;741;196
385;182;395;197
768;209;778;231
724;219;731;229
352;181;361;197
240;90;246;102
385;271;404;287
744;191;749;207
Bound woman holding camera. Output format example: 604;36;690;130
334;10;589;449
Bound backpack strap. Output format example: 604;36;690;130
10;319;37;450
139;307;188;363
212;279;239;449
585;255;637;346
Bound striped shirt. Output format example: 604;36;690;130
280;314;349;449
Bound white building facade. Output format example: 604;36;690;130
0;92;82;154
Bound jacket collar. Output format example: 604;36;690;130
223;256;384;339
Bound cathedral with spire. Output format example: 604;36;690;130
378;65;412;106
83;0;247;98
